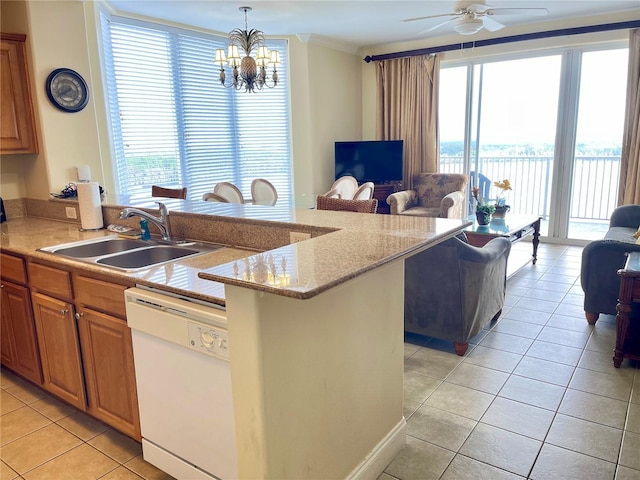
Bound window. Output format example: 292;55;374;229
101;14;292;206
439;46;627;241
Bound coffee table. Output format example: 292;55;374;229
463;214;541;268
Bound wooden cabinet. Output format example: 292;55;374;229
0;281;42;384
4;255;140;440
0;33;38;154
75;275;140;440
31;292;86;409
77;308;140;439
0;253;42;384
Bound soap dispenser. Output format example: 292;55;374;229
140;219;151;240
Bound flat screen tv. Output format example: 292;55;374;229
335;140;403;184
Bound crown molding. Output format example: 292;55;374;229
296;33;360;55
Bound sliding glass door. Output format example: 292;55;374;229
440;45;628;242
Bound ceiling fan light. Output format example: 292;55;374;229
454;17;483;35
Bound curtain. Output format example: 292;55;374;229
376;54;439;190
619;28;640;205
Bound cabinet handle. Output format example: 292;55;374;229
60;308;69;315
75;312;84;320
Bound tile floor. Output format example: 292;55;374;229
0;365;175;480
383;242;640;480
1;242;638;480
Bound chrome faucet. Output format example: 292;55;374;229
119;202;172;241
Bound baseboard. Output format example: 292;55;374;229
346;418;407;480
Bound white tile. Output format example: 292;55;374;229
463;346;523;373
480;397;555;440
530;444;616;480
479;331;534;355
526;340;583;366
513;356;575;387
499;375;566;411
424;383;495;421
445;362;509;395
546;413;623;463
459;423;542;477
558;388;629;429
569;367;634;402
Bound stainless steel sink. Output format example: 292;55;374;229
38;235;225;271
97;246;203;269
46;238;150;258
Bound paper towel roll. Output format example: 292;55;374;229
77;182;103;230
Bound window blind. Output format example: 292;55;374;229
101;12;292;206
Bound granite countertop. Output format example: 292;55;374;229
1;201;471;302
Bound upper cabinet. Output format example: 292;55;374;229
1;33;38;154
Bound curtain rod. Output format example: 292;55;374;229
363;20;640;63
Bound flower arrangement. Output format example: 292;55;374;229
493;179;512;206
472;186;495;224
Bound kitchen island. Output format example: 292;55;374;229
1;198;469;479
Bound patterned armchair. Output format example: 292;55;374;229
386;173;469;219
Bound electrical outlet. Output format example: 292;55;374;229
65;207;77;219
290;232;311;243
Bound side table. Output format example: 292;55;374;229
614;251;640;368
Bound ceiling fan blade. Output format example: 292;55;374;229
403;12;457;23
417;17;457;35
481;16;505;32
486;7;549;16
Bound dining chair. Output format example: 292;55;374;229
326;176;358;200
202;192;230;202
213;182;244;204
251;178;278;206
352;182;375;200
323;188;342;199
151;185;187;199
316;195;378;214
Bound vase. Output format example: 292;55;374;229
493;205;510;218
475;211;491;225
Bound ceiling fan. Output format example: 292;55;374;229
403;3;549;36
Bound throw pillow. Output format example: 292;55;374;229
634;226;640;239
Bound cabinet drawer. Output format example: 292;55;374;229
74;276;127;318
28;263;73;300
1;253;27;284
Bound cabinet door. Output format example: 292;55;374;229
0;281;42;384
77;308;141;440
31;292;85;409
0;33;38;154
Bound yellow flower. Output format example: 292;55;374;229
493;179;512;191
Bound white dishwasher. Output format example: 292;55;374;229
125;286;238;480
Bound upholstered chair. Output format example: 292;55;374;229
214;182;244;204
251;178;278;206
386;173;469;219
581;204;640;324
326;176;358;200
404;234;511;355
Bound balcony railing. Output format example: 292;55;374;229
440;155;620;222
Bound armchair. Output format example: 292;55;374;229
581;204;640;324
405;235;511;355
387;173;468;219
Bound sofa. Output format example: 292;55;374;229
386;173;468;219
405;234;511;355
581;204;640;324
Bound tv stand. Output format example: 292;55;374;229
373;183;401;214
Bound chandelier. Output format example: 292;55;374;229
214;6;280;93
